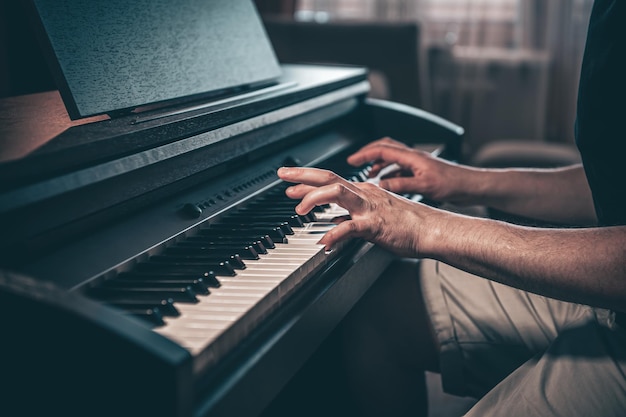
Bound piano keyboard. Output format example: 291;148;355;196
84;166;367;358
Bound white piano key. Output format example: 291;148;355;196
154;207;337;355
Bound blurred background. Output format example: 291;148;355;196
0;0;593;164
254;0;593;164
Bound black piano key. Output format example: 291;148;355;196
237;209;314;223
106;299;180;317
105;277;211;295
195;228;276;249
181;239;268;255
167;245;260;261
155;251;242;264
88;286;199;303
150;254;246;270
210;220;294;236
206;225;287;242
119;271;221;286
118;270;222;288
136;259;237;277
221;214;305;228
237;204;295;210
193;232;275;250
176;235;273;256
124;307;165;327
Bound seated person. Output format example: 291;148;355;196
277;1;625;415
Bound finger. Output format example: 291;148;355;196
368;161;393;178
378;177;418;194
330;214;351;224
377;137;407;147
347;143;419;168
277;167;351;188
318;221;360;251
296;183;363;215
284;183;318;199
319;214;372;250
378;165;409;180
358;137;406;152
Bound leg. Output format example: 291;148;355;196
418;259;623;417
339;258;439;417
339;257;611;416
466;318;626;417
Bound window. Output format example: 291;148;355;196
294;0;520;48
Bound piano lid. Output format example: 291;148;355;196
29;0;282;120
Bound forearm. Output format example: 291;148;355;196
421;211;626;312
450;164;597;225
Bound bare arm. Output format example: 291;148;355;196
446;164;597;225
422;210;626;312
277;167;626;312
348;138;597;225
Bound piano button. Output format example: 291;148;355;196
181;203;202;219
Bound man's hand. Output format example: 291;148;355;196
277;166;437;257
277;165;626;312
347;137;468;203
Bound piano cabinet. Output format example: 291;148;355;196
0;67;463;417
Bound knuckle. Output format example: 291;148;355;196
323;170;337;183
331;183;346;195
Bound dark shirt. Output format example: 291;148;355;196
576;0;626;226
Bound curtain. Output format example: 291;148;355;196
293;0;593;148
541;0;594;143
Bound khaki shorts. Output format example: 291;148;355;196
420;259;626;416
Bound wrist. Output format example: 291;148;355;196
415;206;455;259
445;166;494;206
